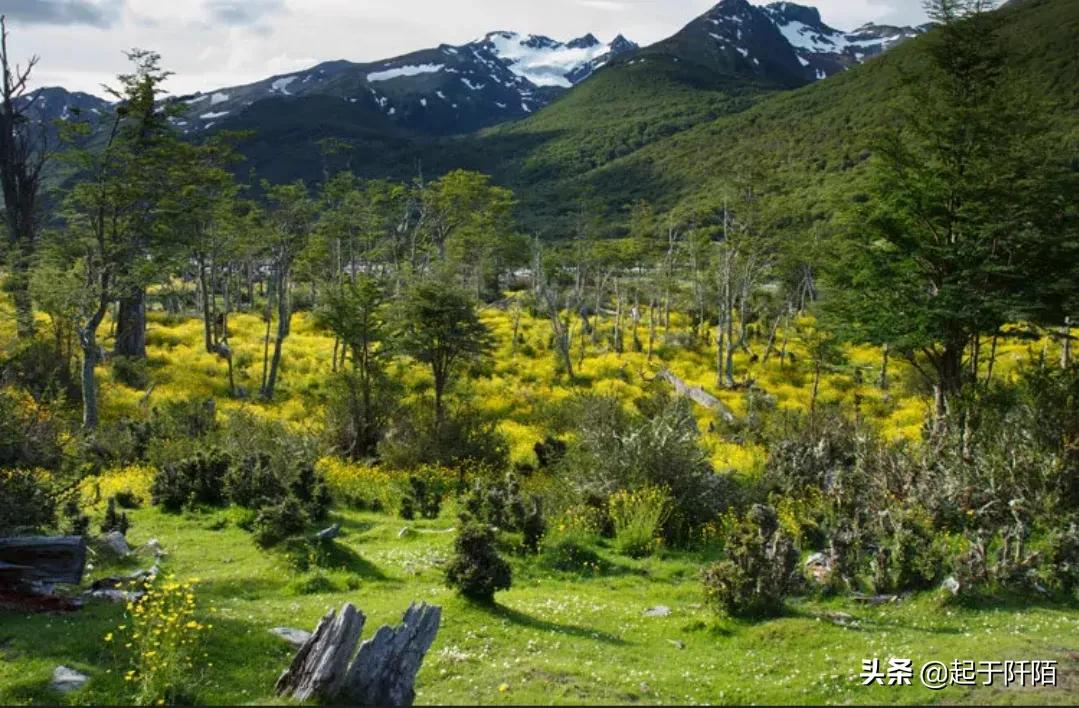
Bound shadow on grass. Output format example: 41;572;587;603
487;603;628;646
310;540;389;581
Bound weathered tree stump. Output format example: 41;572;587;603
275;602;441;707
275;603;366;701
342;602;442;706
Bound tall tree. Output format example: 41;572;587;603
96;50;182;360
316;276;391;457
60;51;182;427
828;0;1075;418
394;278;492;422
260;181;315;400
0;16;49;339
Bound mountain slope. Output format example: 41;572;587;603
641;0;928;87
175;31;637;137
483;0;1078;235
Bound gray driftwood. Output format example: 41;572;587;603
0;537;87;586
654;368;736;423
275;602;441;707
275;603;366;701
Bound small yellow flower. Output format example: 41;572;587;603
498;683;510;693
104;633;113;642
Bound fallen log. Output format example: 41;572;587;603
0;537;87;586
276;602;441;707
653;369;736;423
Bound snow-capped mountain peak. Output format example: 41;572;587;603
168;28;636;137
652;0;929;86
478;31;637;88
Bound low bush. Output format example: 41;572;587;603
608;486;672;558
290;463;333;523
223;453;285;509
252;496;308;548
111;576;209;704
400;473;446;520
540;538;607;574
380;405;508;473
702;505;801;618
0;388;64;472
0;468;56;535
111;355;150;390
561;395;734;545
151;449;231;512
100;497;131;535
445;521;512;603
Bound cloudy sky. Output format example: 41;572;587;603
3;0;930;97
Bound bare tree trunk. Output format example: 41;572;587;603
262;270;291;399
613;279;623;355
984;332;999;389
879;343;890;391
647;296;657;363
114;288;147;359
79;289;109;430
1063;318;1072;369
10;244;34;338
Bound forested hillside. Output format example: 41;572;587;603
477;0;1079;233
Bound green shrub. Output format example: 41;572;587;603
101;497;131;535
0;469;56;535
224;453;286;509
870;507;944;593
323;370;398;461
151;449;231;512
252;497;308;548
380;405;508;473
0;338;80;402
0;388;64;471
445;522;512;603
608;486;672;558
400;475;444;520
61;496;89;537
114;490;142;509
151;397;218;440
540;538;606;574
702;505;801;618
290;464;333;523
561;395;733;545
111;355;150;390
520;496;547;554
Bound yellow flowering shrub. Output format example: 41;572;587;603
317;457;398;512
80;466;155;512
608;486;672;558
109;576;211;704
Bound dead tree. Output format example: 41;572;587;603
0;16;49;339
652;368;736;424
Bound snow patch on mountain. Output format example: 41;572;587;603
271;76;297;95
367;63;444;82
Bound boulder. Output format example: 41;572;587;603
271;627;313;648
103;532;130;557
643;605;671;617
50;666;89;694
